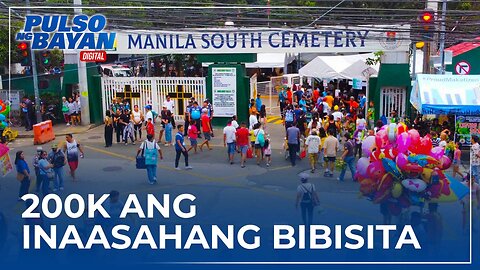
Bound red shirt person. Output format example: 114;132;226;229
236;122;250;168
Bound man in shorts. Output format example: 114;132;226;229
236;122;250;168
63;133;85;181
323;131;339;177
199;108;212;151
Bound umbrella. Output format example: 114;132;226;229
429;174;469;203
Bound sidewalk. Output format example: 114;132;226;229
15;123;97;139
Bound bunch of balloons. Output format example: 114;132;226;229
0;99;10;129
356;123;469;215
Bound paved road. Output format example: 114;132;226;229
0;123;473;263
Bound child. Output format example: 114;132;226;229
453;142;464;179
431;131;440;147
263;137;272;167
249;128;256;153
146;118;155;137
187;120;198;153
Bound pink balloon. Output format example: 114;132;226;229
407;129;420;152
396;132;411;153
356;157;370;177
438;155;452;170
396;153;409;170
367;161;386;181
362;136;376;156
375;130;389;149
430;146;445;160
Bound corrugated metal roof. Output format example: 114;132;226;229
446;37;480;57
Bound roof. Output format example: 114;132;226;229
446;37;480;57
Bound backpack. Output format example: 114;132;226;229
144;141;158;165
52;151;65;168
285;110;294;122
256;130;265;147
300;184;314;204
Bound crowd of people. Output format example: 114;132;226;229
12;83;480;237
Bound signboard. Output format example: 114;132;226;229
352;78;363;90
114;25;410;54
455;115;480;146
455;61;471;75
212;67;237;117
410;74;480;115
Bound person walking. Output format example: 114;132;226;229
323;131;339;177
189;101;202;139
63;134;84;181
104;110;114;147
15;151;31;201
305;130;321;173
338;133;356;182
286;123;301;167
236;122;250;168
253;123;265;166
187;120;199;154
37;150;54;196
223;120;237;164
199;109;212;151
48;144;66;192
471;135;480;183
453;142;464;179
131;105;144;142
175;125;192;170
136;134;163;185
295;174;319;227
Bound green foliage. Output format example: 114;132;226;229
366;51;384;66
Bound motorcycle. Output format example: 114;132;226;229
42;104;57;124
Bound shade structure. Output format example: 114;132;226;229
410;74;480;115
298;53;379;80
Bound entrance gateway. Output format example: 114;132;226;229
102;26;411;123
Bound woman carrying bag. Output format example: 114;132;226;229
136;134;163;185
38;150;54;195
15;151;31;201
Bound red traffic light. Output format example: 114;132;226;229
17;42;28;50
422;12;433;23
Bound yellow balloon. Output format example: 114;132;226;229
421;168;433;184
392;182;403;198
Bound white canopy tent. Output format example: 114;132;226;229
298;53;379;80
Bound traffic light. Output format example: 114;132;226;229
41;50;51;65
17;42;31;66
419;9;435;40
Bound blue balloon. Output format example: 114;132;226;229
0;114;5;121
1;121;7;127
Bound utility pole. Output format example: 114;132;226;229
74;0;90;125
26;0;42;123
438;0;447;74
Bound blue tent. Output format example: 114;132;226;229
410;74;480;115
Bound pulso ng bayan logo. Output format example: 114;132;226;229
15;14;116;62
